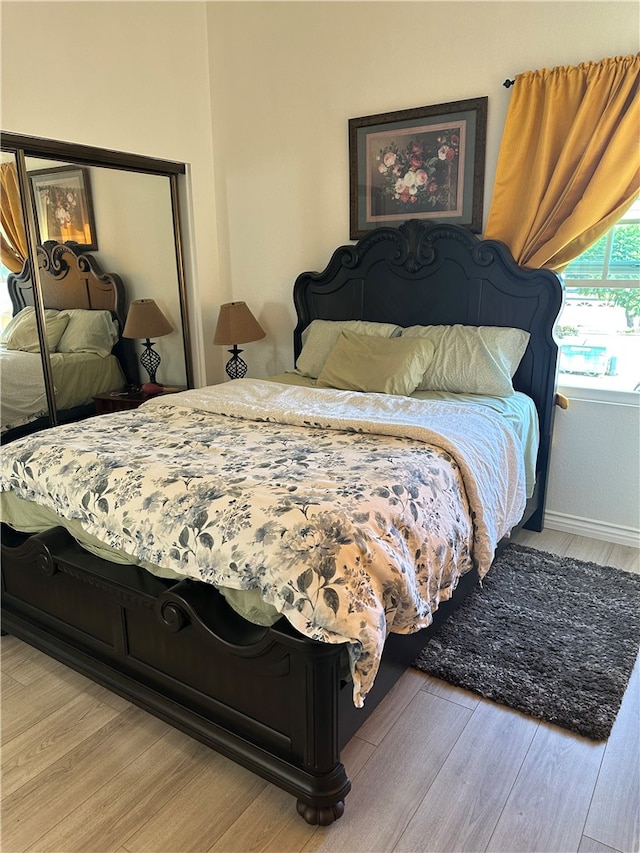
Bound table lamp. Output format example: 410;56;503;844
213;301;265;380
123;298;173;392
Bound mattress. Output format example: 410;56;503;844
0;378;528;705
0;346;126;433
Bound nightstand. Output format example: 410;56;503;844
93;387;186;415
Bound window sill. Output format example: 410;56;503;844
558;381;640;406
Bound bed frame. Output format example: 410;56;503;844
3;240;138;441
1;221;563;825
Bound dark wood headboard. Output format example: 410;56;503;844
7;241;138;385
293;220;564;531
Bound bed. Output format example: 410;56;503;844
1;240;136;441
0;220;563;825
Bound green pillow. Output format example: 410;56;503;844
296;319;401;378
317;330;434;396
0;306;69;353
57;309;119;358
400;324;530;397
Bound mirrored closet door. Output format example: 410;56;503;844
0;133;194;441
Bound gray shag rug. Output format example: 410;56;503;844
413;543;640;740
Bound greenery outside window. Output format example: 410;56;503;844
557;198;640;393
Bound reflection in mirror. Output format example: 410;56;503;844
0;152;53;437
0;138;192;442
24;157;189;389
7;239;135;418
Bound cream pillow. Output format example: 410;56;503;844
0;306;69;353
57;309;119;358
317;330;435;396
400;324;530;397
296;319;401;379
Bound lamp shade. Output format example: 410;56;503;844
123;299;173;339
213;301;265;346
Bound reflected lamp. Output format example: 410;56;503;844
213;301;265;380
123;298;173;391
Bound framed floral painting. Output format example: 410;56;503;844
30;166;98;250
349;97;487;239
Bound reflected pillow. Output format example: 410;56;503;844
400;324;530;397
296;319;401;378
57;309;119;358
317;330;435;396
0;306;69;353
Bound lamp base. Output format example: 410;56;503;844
140;338;162;385
225;346;248;380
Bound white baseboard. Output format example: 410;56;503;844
544;511;640;549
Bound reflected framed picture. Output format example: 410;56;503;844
30;166;98;250
349;97;487;239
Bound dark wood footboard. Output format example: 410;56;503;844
0;523;480;823
1;524;352;824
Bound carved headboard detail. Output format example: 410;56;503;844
293;219;564;531
8;240;137;384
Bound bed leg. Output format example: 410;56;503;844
296;799;345;825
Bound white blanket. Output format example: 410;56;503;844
0;346;50;432
0;345;126;433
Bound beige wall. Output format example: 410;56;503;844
1;0;218;385
2;1;639;540
207;1;639;374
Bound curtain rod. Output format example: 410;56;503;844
503;79;515;88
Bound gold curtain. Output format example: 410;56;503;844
0;161;28;273
485;54;640;271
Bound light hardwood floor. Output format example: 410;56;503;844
1;528;639;853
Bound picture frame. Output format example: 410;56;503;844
349;97;488;239
29;166;98;250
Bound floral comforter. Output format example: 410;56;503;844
0;379;527;705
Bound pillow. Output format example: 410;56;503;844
57;309;119;358
0;306;69;353
317;330;435;396
400;324;530;397
296;319;401;378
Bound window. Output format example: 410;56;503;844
557;198;640;392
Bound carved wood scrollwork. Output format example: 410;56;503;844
156;594;189;633
153;577;280;656
1;526;70;577
36;549;58;577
